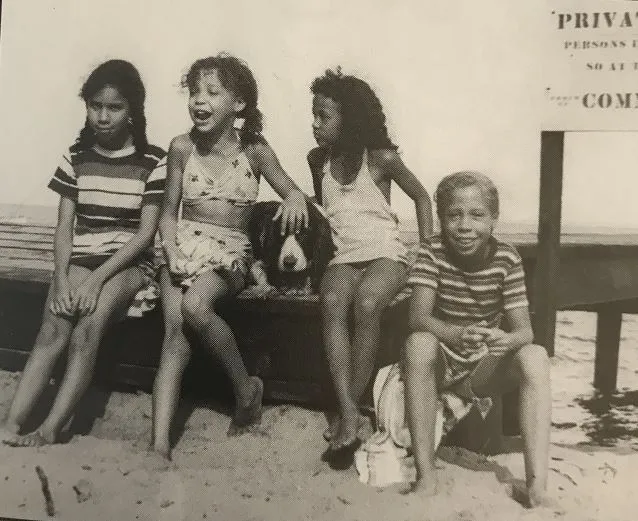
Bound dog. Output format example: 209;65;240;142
248;200;334;295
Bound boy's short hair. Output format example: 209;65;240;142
434;171;499;219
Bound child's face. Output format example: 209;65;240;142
312;94;342;147
188;69;245;134
441;185;496;262
86;86;131;149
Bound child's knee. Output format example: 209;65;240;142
320;289;350;319
34;319;68;350
353;292;384;323
404;332;439;371
514;344;550;383
68;321;103;356
181;293;209;329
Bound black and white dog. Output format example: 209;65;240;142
248;200;333;294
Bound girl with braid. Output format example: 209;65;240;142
1;60;167;447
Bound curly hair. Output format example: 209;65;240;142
182;53;262;148
434;171;500;220
76;60;148;155
310;68;396;154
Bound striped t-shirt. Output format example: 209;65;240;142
407;235;529;330
48;143;167;264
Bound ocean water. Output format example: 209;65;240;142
552;312;638;452
2;204;638;451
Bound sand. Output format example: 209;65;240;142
0;310;637;520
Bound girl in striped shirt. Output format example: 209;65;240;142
1;60;166;447
404;172;551;508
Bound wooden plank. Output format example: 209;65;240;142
0;231;54;243
0;223;55;234
593;310;623;394
0;239;53;250
532;131;565;356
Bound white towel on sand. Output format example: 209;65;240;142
355;363;492;487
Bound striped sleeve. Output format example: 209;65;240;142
407;244;439;290
47;150;78;200
502;246;529;310
142;152;167;204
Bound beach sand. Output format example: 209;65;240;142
0;311;636;521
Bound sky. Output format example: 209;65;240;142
0;0;636;228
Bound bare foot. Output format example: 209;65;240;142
323;415;340;442
330;408;359;450
3;430;54;448
401;478;438;498
146;446;176;472
227;376;263;437
0;422;20;443
512;482;559;510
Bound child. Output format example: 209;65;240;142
404;172;551;507
151;54;308;460
0;60;167;447
308;68;433;469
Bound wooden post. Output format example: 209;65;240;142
533;131;565;356
593;308;622;394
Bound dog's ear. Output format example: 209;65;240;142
250;201;280;260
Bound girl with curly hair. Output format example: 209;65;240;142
1;60;167;447
151;54;308;460
308;68;433;468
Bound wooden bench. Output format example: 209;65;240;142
0;221;410;407
2;221;638;400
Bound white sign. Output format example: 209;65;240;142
544;0;638;131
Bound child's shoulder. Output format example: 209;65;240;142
170;132;194;150
368;147;400;164
493;238;523;263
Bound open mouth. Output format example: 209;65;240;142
192;109;213;122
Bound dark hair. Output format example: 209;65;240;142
182;53;262;147
77;59;148;155
310;67;396;154
435;171;500;220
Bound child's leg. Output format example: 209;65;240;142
319;264;362;448
404;331;440;496
151;268;191;459
472;344;551;507
1;266;91;440
180;270;261;434
350;259;407;401
7;266;144;446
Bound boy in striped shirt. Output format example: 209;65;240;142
404;172;551;508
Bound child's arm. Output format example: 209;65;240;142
158;136;188;271
73;200;162;316
484;308;534;354
409;285;467;350
376;150;433;242
49;196;76;316
254;140;308;235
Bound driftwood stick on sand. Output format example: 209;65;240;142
35;465;56;517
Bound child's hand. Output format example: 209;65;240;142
50;276;74;316
483;328;514;354
459;321;490;355
73;275;104;316
274;190;308;236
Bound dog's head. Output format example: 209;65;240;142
249;200;333;292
